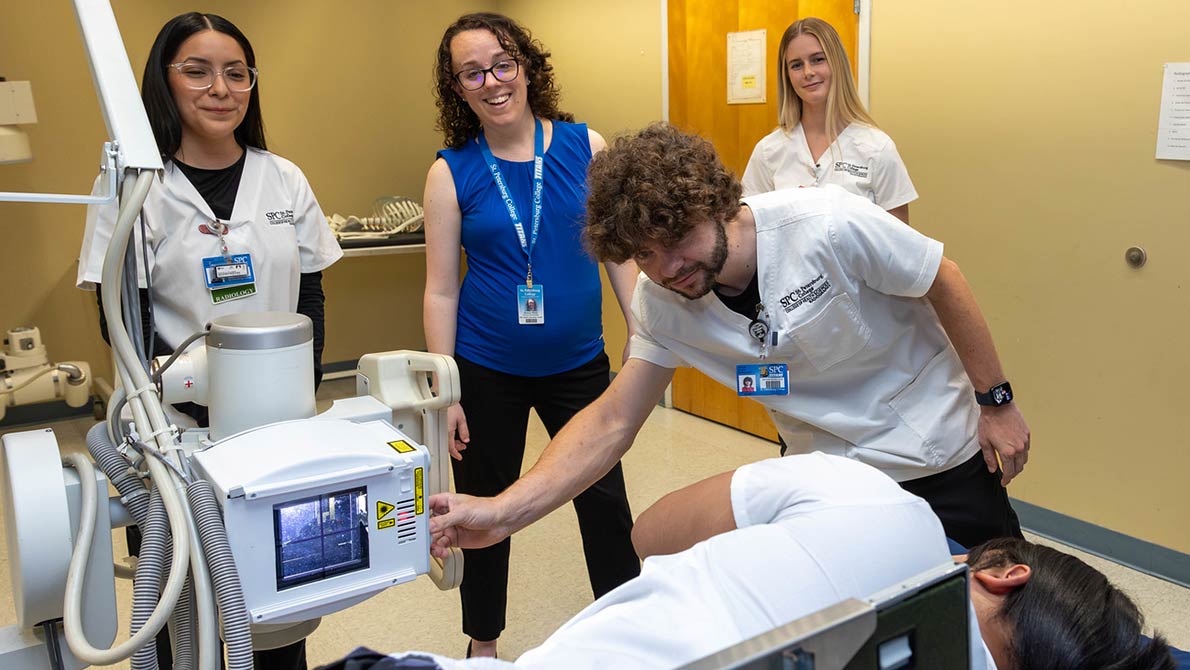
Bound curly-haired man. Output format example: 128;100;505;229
431;122;1030;553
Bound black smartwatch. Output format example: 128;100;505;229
975;381;1013;407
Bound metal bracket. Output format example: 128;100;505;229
0;141;120;204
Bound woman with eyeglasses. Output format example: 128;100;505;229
742;17;917;224
423;12;641;659
78;11;341;414
76;13;340;669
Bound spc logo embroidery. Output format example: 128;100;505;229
265;209;295;226
833;161;870;178
779;274;832;313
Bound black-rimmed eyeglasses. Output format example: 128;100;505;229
169;62;259;92
453;59;519;91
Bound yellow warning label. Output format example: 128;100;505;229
378;518;396;530
377;500;395;520
388;440;416;454
414;467;425;515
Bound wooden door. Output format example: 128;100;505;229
667;0;860;442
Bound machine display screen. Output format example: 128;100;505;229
274;486;370;591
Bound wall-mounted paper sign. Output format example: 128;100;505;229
727;29;766;105
1156;62;1190;161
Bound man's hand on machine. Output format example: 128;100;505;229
428;492;512;557
977;403;1031;486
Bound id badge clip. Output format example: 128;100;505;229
736;363;789;396
517;284;544;325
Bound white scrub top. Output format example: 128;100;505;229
77;147;342;351
629;186;981;481
741;122;918;209
513;454;994;670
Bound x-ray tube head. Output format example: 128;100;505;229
205;312;316;441
189;417;432;624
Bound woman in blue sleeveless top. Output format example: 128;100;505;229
422;13;641;658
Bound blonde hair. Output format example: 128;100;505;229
776;17;877;142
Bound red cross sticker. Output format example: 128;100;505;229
184;378;194;389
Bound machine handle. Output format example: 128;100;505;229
400;352;460;411
357;351;461;412
429;548;464;591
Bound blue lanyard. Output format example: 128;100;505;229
478;117;544;285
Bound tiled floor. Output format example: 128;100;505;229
1;378;1186;668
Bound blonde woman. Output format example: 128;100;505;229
741;17;916;224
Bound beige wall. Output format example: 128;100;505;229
871;1;1190;551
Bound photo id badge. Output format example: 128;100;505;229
517;284;544;325
736;363;789;396
202;253;255;289
202;253;257;304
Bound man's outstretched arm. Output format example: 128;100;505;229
429;358;675;556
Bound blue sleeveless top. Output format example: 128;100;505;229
439;121;604;376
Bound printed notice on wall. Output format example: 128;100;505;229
727;30;766;105
1156;63;1190;160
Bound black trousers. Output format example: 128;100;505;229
898;451;1023;549
779;438;1021;549
453;352;641;641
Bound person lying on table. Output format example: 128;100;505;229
322;453;1173;670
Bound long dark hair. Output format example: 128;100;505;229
141;12;266;161
433;12;573;150
967;538;1174;670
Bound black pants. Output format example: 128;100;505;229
898;451;1023;549
453;352;641;641
779;438;1021;549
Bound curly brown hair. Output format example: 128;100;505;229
433;13;574;150
585;123;742;263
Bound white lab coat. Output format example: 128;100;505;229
741;122;918;209
78;147;342;352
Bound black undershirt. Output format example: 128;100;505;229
174;149;247;220
714;270;762;319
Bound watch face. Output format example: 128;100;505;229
992;385;1012;404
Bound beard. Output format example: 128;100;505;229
660;221;729;300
